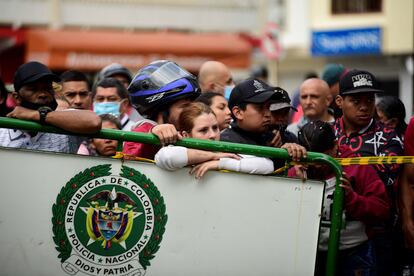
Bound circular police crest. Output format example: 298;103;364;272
52;164;167;276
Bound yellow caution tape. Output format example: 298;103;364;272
112;152;155;163
336;156;414;166
112;151;414;175
275;156;414;174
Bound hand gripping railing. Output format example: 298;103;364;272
0;117;344;276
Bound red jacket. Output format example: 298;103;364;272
122;120;160;160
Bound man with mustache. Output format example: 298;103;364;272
287;78;334;137
0;61;101;153
334;69;403;276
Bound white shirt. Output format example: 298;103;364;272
154;145;274;174
0;128;70;153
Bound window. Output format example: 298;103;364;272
332;0;382;14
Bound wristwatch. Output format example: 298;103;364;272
38;106;53;124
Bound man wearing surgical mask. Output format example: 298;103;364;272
92;78;140;131
198;61;234;100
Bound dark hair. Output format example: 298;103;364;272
298;120;336;152
250;65;268;79
228;101;248;121
92;78;129;100
178;102;214;133
60;70;91;90
99;114;121;130
304;71;318;80
0;77;7;102
196;92;223;106
376;95;407;135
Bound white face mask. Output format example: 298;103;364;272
224;85;235;100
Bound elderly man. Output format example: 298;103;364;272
198;61;234;98
0;61;101;153
287;78;334;136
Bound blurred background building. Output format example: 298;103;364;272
0;0;413;116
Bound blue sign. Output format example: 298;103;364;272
311;27;381;56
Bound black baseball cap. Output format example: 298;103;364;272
269;87;298;112
339;69;383;96
229;78;279;109
14;61;60;92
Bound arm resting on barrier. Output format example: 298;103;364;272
155;146;273;176
155;145;240;171
7;107;101;134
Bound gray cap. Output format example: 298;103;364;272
269;87;297;112
98;63;132;83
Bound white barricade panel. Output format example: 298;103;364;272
0;148;324;276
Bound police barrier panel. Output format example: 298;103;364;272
0;117;344;276
0;148;324;276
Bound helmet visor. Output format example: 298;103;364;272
139;61;193;89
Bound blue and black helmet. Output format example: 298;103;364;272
128;60;200;118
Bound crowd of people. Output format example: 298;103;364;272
0;59;413;276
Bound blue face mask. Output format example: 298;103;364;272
224;85;235;101
93;102;121;117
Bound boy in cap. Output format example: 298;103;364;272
335;69;403;276
0;61;101;153
268;87;298;146
221;78;306;162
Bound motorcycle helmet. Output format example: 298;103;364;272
128;60;200;119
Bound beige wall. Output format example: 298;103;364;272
311;0;414;54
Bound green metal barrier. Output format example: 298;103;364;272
0;117;344;276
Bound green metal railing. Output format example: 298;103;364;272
0;117;344;276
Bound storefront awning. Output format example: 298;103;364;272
0;27;25;52
26;29;251;71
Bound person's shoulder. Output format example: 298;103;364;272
131;119;157;133
220;127;245;143
374;120;403;145
286;122;298;134
282;129;298;143
405;116;414;136
220;127;237;140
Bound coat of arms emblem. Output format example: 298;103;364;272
52;164;167;276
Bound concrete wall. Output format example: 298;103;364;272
311;0;414;54
0;0;261;33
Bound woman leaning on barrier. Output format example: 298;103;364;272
154;102;274;178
